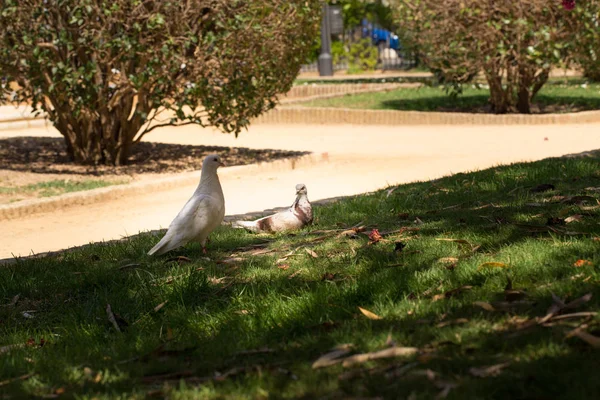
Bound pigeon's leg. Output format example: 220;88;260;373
202;246;207;255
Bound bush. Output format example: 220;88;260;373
348;38;378;73
395;0;576;113
568;1;600;81
0;0;320;165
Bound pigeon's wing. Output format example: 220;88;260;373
266;209;305;232
148;194;219;255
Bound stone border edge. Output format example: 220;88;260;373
0;153;319;221
253;107;600;126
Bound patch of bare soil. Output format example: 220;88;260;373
0;137;308;204
0;137;308;176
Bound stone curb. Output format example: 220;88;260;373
0;153;320;221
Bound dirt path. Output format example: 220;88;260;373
2;122;600;259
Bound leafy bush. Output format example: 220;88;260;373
395;0;577;113
0;0;320;165
567;0;600;81
348;38;378;73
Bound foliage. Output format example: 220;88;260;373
331;40;348;65
0;0;320;165
334;0;396;31
568;1;600;81
394;0;578;113
348;38;379;73
2;156;600;398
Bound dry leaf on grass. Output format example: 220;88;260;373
305;248;318;258
436;318;469;328
573;259;593;267
341;346;419;367
438;257;459;264
153;300;168;313
469;362;511;378
433;286;473;302
277;264;290;270
564;214;583;224
106;304;122;333
478;262;509;271
8;294;19;307
368;229;383;243
473;301;495;311
312;344;354;369
567;328;600;348
358;307;382;320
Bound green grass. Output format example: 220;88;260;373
301;81;600;113
2;155;600;399
0;179;128;200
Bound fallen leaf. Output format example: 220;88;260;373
288;269;305;279
341;346;419;367
398;212;410;220
436;318;468;328
8;294;19;307
277;264;290;270
561;195;597;205
414;217;424;224
358;306;382;320
573;259;593;268
567;329;600;348
478;262;509;271
432;294;446;302
218;257;244;265
368;229;383;243
469;362;511;378
106;304;122;333
564;214;583;224
504;289;527;302
438;257;459;264
473;301;495;311
235;310;249;315
153;300;168;313
305;248;318;258
312;344;354;368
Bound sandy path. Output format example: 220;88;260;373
2;122;600;258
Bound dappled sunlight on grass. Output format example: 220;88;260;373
1;155;600;398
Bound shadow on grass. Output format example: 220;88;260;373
1;154;600;398
0;136;309;175
380;94;600;114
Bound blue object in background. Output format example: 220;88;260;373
361;18;400;50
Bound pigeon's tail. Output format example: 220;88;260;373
232;220;260;232
148;234;178;256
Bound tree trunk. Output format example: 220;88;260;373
516;85;531;114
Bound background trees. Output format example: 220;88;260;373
394;0;581;114
0;0;320;165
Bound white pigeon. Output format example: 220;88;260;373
148;154;226;256
233;184;313;233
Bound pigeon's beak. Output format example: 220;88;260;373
219;161;226;167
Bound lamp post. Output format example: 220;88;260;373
318;2;333;76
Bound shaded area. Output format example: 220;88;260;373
0;137;309;175
303;83;600;114
1;154;600;398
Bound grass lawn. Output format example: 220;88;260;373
2;155;600;399
300;80;600;114
0;179;128;203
